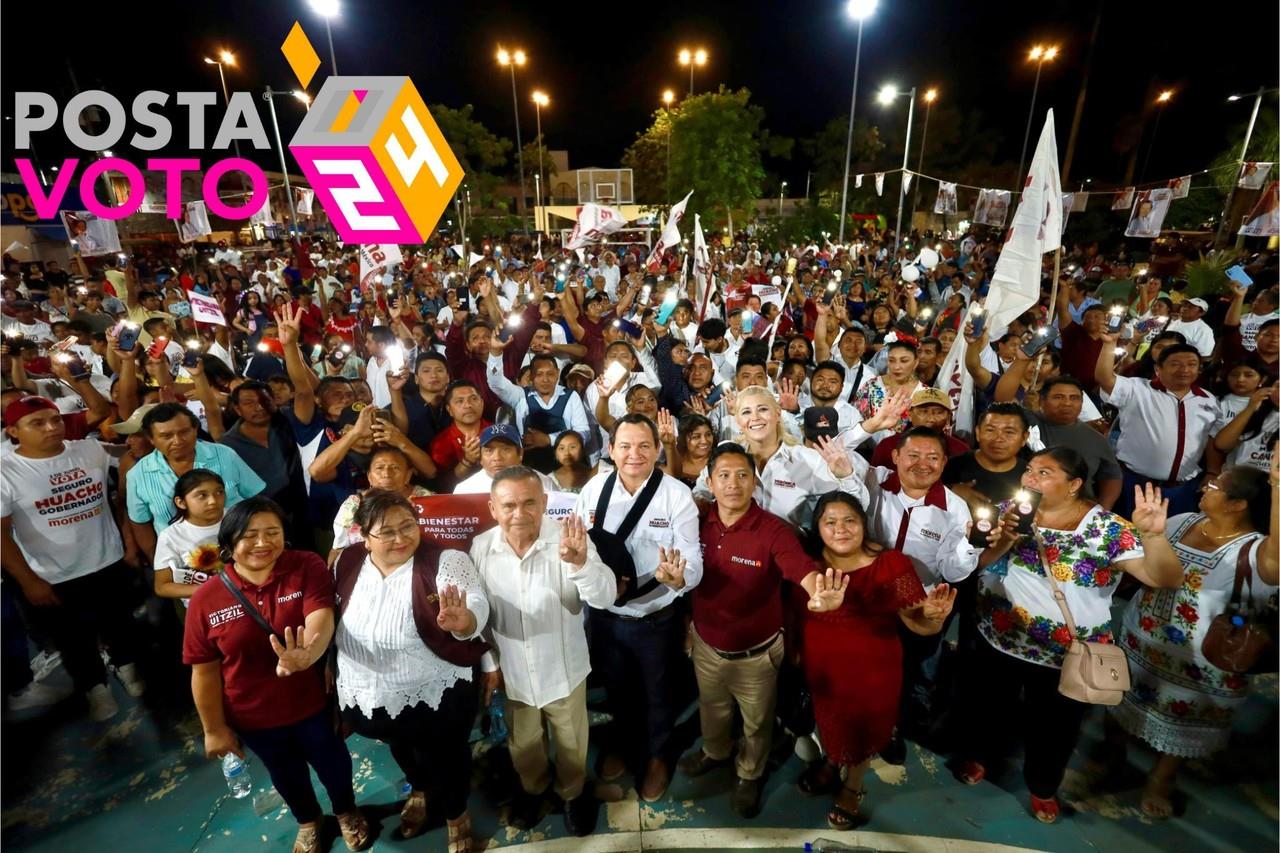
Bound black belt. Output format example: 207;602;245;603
597;603;675;623
709;632;780;662
1120;464;1197;490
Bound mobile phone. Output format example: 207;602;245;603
1226;265;1253;287
969;503;996;547
1021;326;1059;358
182;339;202;368
823;281;838;305
147;336;170;360
742;309;755;335
969;305;987;339
53;351;90;379
1105;306;1126;334
116;322;140;352
385;343;405;373
602;360;629;391
1012;489;1044;535
498;315;522;342
656;290;679;325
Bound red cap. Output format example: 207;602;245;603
2;395;58;427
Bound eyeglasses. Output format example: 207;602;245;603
366;522;420;543
1199;480;1222;493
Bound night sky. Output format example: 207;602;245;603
4;0;1278;192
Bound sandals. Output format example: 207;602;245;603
1140;777;1175;820
956;760;986;786
797;762;841;796
399;790;428;839
337;810;371;851
292;824;319;853
827;784;864;830
447;811;473;853
1030;794;1060;824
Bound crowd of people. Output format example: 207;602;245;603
1;226;1277;852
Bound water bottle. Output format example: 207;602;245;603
395;777;413;798
804;841;876;853
222;753;253;799
488;690;509;741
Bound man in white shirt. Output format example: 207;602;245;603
484;345;589;451
1239;286;1278;351
596;252;621;301
1164;298;1216;358
472;468;615;836
574;414;702;803
797;360;863;433
454;425;557;495
1096;339;1225;518
0;396;145;722
1;300;53;341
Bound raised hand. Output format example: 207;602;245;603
655;546;688;589
274;304;302;348
685;394;710;416
436;584;474;633
269;625;318;677
559;514;589;567
919;583;958;622
370;416;409;450
807;568;850;612
777;377;800;413
656;408;677;445
1130;482;1169;537
387;367;410;393
815;435;854;478
489;328;510;354
351;403;378;440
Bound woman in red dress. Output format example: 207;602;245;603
796;491;957;830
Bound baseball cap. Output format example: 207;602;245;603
567;364;596;383
2;395;58;427
480;424;521;448
910;387;953;411
111;402;160;435
1186;298;1209;312
802;407;840;442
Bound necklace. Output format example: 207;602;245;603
1198;518;1250;541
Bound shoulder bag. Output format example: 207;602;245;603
1033;532;1130;705
1202;538;1275;674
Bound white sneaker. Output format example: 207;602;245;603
86;684;119;721
115;663;147;698
30;650;63;682
7;680;73;712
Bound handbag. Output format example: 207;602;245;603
1202;538;1275;674
219;569;279;640
1032;533;1130;706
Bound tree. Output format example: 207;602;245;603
429;104;513;208
520;134;559;201
622;109;676;205
800;116;884;199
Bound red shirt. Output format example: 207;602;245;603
429;421;491;474
871;431;970;468
325;314;359;345
292;300;324;347
694;501;818;652
182;551;333;731
1059;322;1104;395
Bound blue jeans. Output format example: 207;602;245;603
1114;466;1202;521
238;709;355;824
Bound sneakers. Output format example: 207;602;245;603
115;663;147;698
6;679;73;712
86;684;119;721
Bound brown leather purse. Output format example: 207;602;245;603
1202;539;1274;674
1034;533;1130;706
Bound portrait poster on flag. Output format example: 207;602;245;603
934;182;957;214
1239;162;1273;189
1124;189;1173;238
1238;181;1279;237
176;201;212;243
973;189;1010;227
1111;187;1135;211
61;211;121;257
295;187;314;215
1168;176;1191;199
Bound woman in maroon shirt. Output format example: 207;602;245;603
183;498;369;853
795;492;956;830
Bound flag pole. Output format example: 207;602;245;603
765;275;797;361
1029;245;1063;391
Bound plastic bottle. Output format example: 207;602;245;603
488;690;509;741
395;777;413;798
222;753;253;799
804;840;876;853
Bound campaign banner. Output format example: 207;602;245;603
1238;162;1273;190
1111;187;1135;211
566;203;628;250
176;201;212;243
358;243;404;293
973;189;1010;227
1239;181;1279;237
933;181;957;214
1168;176;1191;199
1125;188;1173;239
410;491;577;551
296;187;314;215
187;290;227;326
61;211;121;257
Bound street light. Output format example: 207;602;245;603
1139;90;1175;183
910;88;938;226
678;47;708;95
293;90;312;109
532;90;549;209
205;50;248;195
497;46;529;235
308;0;340;75
876;84;917;257
1016;44;1059;191
779;181;788;217
662;90;676;204
838;0;878;244
1216;87;1279;246
263;88;304;237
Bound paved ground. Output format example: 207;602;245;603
3;656;1276;853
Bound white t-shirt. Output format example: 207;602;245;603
0;439;123;583
153;518;223;607
1227;410;1278;473
1240;311;1277;352
367;356;394;408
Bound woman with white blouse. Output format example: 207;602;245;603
331;490;489;852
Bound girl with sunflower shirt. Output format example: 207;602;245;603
954;447;1183;825
154;469;226;607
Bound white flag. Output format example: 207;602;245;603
535;233;543;261
1111;187;1135;211
1239;181;1279;237
1168;176;1191;199
186;290;227;326
250;196;274;225
468;251;486;268
358;243;404;293
1238;163;1273;190
874;173;885;196
449;244;464;259
933;182;957;215
566;203;628;250
903;172;913;193
937;333;977;435
1071;192;1088;212
645;190;693;272
855;174;863;189
693;214;713;323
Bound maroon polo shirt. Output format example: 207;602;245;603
182;551;334;731
694;500;819;652
1059;322;1105;395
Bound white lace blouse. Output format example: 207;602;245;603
335;549;489;719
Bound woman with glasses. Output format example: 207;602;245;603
1107;460;1279;819
331;490;489;850
183;497;369;853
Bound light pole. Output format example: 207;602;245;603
838;0;878;244
909;88;937;228
497;47;529;235
877;85;916;258
678;47;707;95
532;90;549;209
1138;90;1174;184
263;87;300;238
308;0;340;75
662;89;675;205
1217;87;1277;247
1016;44;1058;192
778;181;788;217
204;50;249;197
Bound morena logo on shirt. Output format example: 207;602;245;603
649;518;670;529
730;555;763;568
919;528;942;542
774;479;797;489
